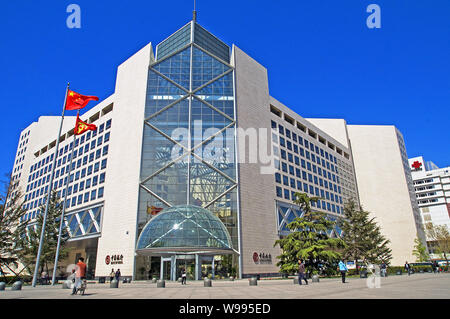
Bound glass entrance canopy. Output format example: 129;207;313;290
136;205;233;255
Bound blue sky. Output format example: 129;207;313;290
1;0;449;177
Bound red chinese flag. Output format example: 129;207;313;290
75;115;97;136
65;90;99;110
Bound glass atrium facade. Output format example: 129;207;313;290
135;21;239;279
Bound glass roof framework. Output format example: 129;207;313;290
136;205;233;254
137;21;239;252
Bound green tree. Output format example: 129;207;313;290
14;191;71;277
0;175;28;280
412;235;430;262
274;193;346;276
425;223;450;266
340;200;392;272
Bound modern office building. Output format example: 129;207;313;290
305;121;426;266
7;17;423;280
409;156;450;259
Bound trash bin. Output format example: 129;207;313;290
204;278;212;287
312;275;320;283
151;278;157;283
157;280;165;288
249;277;257;286
98;277;106;284
0;282;6;291
229;276;234;281
293;278;299;285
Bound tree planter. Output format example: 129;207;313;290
11;281;22;291
110;279;119;288
62;280;72;289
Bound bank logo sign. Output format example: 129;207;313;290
105;254;124;265
253;252;272;264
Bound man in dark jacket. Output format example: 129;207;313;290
404;261;411;276
298;259;308;285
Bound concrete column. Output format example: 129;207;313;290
170;255;176;281
160;257;164;281
195;254;200;280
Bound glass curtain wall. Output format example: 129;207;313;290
135;22;239;280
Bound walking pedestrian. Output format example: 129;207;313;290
40;271;48;285
115;269;121;281
404;261;411;276
380;261;387;277
109;269;115;282
432;261;438;274
338;259;348;283
71;257;87;295
181;268;187;285
297;259;308;285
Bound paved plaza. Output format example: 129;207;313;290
0;273;449;299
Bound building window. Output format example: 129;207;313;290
98;187;104;198
276;186;282;198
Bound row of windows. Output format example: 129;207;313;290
25;159;107;202
273;121;339;164
275;172;342;201
414;179;434;185
29;119;111;174
416;192;438;198
276;186;342;214
27;147;108;192
24;172;106;210
21;187;104;222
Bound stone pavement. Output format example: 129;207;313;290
0;273;449;299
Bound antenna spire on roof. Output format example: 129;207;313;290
193;0;197;22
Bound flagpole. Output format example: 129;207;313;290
32;83;70;287
51;110;79;285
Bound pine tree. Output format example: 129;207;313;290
274;193;346;276
340;200;392;271
14;191;71;276
0;175;28;280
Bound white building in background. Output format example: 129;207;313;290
7;18;427;281
409;156;450;259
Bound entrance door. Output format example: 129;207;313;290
161;258;172;280
176;256;195;280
